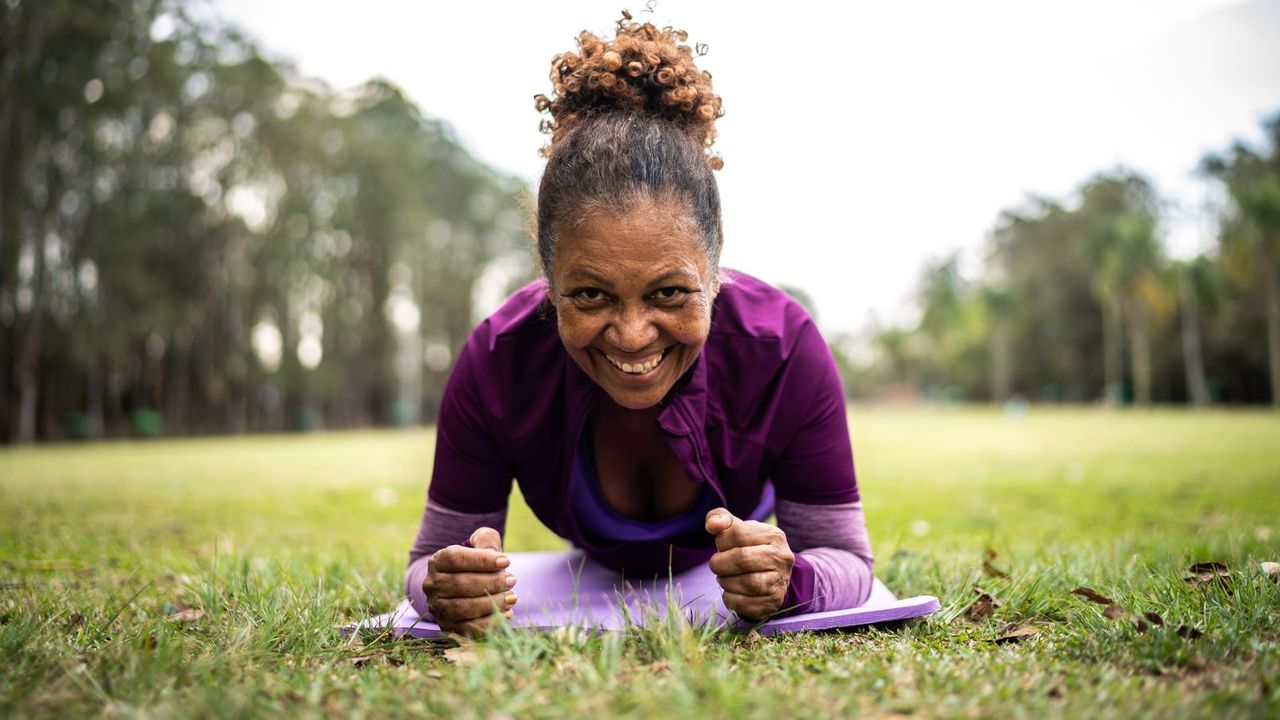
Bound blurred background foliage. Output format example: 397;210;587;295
1;0;1279;444
1;0;532;443
836;143;1280;409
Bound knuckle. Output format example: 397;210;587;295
427;597;448;619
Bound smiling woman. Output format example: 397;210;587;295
553;193;716;410
404;13;874;637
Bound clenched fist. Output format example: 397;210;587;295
423;527;518;637
705;507;795;620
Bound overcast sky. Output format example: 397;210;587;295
214;0;1280;335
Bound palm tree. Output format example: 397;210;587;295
1079;171;1166;406
1200;114;1280;408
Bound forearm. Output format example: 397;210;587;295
405;499;507;616
776;498;875;613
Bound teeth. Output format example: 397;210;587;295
604;350;665;375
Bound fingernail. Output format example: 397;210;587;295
712;514;723;523
505;573;516;588
505;593;517;606
495;555;510;568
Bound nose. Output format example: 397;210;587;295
605;302;658;353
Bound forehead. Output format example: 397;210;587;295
554;196;707;283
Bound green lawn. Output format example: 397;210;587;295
1;407;1278;718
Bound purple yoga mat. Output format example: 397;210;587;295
343;550;938;638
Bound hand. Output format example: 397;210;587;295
705;507;795;621
423;527;518;637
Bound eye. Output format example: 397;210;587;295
562;287;610;307
650;287;690;305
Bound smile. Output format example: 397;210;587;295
600;347;672;376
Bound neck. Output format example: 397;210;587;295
594;395;661;431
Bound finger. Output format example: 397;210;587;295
433;544;509;573
715;570;785;597
704;507;737;537
441;609;514;638
431;571;517;599
430;593;517;621
722;591;780;621
708;545;774;576
469;526;504;553
713;518;784;553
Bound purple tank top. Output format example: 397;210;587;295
569;432;775;542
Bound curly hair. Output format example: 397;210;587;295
532;12;725;277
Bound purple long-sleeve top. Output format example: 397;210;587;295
408;269;873;617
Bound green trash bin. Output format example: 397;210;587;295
293;406;323;432
64;412;93;440
389;399;419;427
130;409;163;437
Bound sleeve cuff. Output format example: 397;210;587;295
776;554;816;617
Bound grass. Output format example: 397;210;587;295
1;406;1278;718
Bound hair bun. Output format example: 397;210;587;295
533;12;725;170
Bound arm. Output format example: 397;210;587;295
775;499;874;613
406;329;516;618
770;314;874;614
405;500;509;617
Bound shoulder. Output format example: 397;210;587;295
463;277;557;354
708;269;822;357
703;270;838;427
449;278;566;432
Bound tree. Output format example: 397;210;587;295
1078;171;1167;406
1201;114;1280;408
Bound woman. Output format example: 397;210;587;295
406;15;873;637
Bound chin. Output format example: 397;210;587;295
605;388;666;410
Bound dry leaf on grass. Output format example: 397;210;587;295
1185;562;1231;587
994;625;1041;644
167;606;205;622
967;588;1001;620
1068;587;1201;637
982;548;1010;578
1175;625;1204;640
1070;587;1116;605
443;643;479;667
1101;604;1128;620
1070;587;1161;632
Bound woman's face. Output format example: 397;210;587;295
549;194;718;410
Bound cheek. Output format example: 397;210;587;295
669;301;713;347
557;309;603;349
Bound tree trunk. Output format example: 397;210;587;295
1263;258;1280;409
87;353;103;437
12;225;48;443
1127;300;1152;406
1102;295;1124;405
990;315;1012;402
1178;266;1209;407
